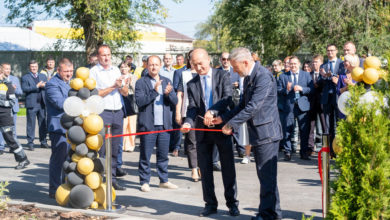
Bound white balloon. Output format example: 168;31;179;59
63;96;85;117
359;91;378;105
338;91;351;115
85;95;104;115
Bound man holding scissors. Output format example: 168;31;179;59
181;48;239;217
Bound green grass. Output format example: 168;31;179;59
17;108;26;116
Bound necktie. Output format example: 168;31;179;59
329;61;334;74
203;76;212;110
293;73;297;85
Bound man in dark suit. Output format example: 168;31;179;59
317;44;342;153
214;47;283;220
135;55;178;192
181;48;239;217
45;58;73;198
277;56;313;161
21;60;48;151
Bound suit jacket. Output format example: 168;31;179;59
45;74;70;134
21;72;47;108
309;71;323;108
172;66;187;91
7;75;22;113
217;66;240;85
184;68;232;141
277;70;313;113
317;58;342;105
222;62;283;146
135;74;177;132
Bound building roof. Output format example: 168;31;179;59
154;24;193;43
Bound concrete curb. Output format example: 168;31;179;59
8;200;154;220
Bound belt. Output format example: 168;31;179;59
104;109;122;113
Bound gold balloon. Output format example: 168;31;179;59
83;114;104;135
85;172;101;189
351;67;364;82
90;201;99;209
332;138;342;154
85;134;103;151
70;78;84;91
77;157;94;175
94;183;116;208
378;69;388;80
76;67;90;81
363;56;381;70
84;78;96;90
362;68;379;85
71;153;83;163
55;184;72;206
71;143;76;151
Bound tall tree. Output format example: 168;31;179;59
5;0;179;56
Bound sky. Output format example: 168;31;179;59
0;0;213;39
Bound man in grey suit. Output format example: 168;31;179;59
277;56;313;161
214;47;283;220
0;63;22;154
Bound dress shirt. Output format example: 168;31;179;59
31;72;38;78
150;77;163;126
200;68;213;110
159;65;175;82
90;63;123;110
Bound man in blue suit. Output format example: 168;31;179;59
0;63;22;154
45;58;73;198
277;56;313;161
214;47;283;220
135;55;178;192
21;60;48;151
317;44;342;154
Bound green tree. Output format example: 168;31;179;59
5;0;180;56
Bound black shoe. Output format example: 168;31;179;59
116;168;127;177
112;182;126;191
200;206;217;217
15;159;30;170
284;153;291;161
0;150;3;155
27;144;34;151
213;164;221;172
41;143;50;148
228;205;240;216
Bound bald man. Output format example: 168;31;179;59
181;48;239;217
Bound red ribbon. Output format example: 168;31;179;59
105;128;222;139
318;147;330;217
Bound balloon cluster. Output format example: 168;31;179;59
55;67;115;209
339;56;388;115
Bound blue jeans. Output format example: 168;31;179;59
49;133;70;195
139;125;170;185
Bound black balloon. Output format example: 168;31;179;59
67;171;84;186
75;143;88;156
77;87;90;100
67;126;86;145
63;161;70;172
68;162;77;172
68;89;78;97
73;117;84;126
86;150;97;159
90;88;99;96
60;114;75;129
69;184;94;209
93;157;105;174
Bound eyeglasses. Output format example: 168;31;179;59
221;58;229;61
327;49;336;52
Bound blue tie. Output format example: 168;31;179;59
293;73;297;85
329;61;334;74
203;76;212;110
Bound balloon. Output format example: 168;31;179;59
379;69;388;80
84;78;96;90
60;113;75;129
85;95;104;115
90;201;99;209
362;68;379;85
67;171;84;186
69;184;94;209
75;143;88;156
68;89;78;97
76;67;90;81
85;172;101;189
55;184;72;206
351;67;364;82
63;96;85;117
67;126;86;145
83;114;104;135
94;183;116;208
337;91;351;115
359;91;379;105
363;56;381;69
71;153;83;163
70;78;84;90
90;88;99;96
77;87;91;100
85;134;103;151
77;157;94;175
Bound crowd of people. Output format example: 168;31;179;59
0;40;366;219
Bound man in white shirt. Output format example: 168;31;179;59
90;44;128;191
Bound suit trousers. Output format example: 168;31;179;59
184;128;197;169
197;131;238;208
253;141;282;220
0;113;17;149
99;110;124;184
283;106;310;157
169;110;182;151
322;93;337;152
139;125;170;185
49;133;70;195
308;103;325;150
26;106;47;145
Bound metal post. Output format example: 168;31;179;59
105;124;112;211
322;134;330;217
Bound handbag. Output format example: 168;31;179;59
123;87;138;116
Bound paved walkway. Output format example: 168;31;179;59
0;117;323;219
